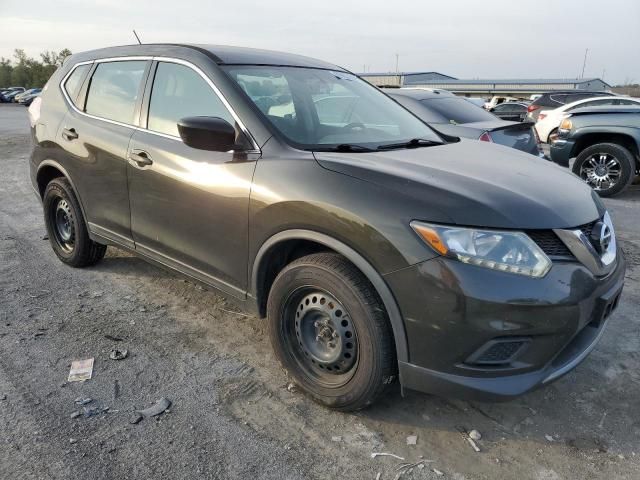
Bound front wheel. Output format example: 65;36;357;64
572;143;636;197
43;177;107;267
267;253;397;411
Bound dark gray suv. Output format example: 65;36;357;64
29;44;625;410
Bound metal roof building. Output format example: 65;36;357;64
359;72;611;96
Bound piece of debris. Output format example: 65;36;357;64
83;406;102;417
545;434;554;442
469;429;482;441
331;436;342;442
375;473;381;480
70;410;82;419
74;397;93;406
68;358;94;382
104;334;123;342
467;437;481;452
109;348;128;361
371;452;405;461
406;435;418;445
0;394;6;401
136;397;171;418
69;438;77;444
139;306;147;312
42;234;49;240
34;331;46;338
286;382;297;393
433;468;444;476
130;413;143;424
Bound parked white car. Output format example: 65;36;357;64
535;96;640;143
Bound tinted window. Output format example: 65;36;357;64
567;99;612;111
85;61;146;124
147;62;235;137
420;97;497;124
64;64;90;107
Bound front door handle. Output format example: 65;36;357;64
128;150;153;167
62;128;78;141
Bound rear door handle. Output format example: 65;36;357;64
128;149;153;167
62;128;78;141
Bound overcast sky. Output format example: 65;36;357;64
0;0;638;85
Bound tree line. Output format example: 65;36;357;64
0;49;73;89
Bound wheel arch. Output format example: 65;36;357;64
251;229;409;363
572;132;640;167
36;160;89;221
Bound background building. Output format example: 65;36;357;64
359;72;611;98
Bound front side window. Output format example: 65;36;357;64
85;61;147;124
223;66;442;149
148;62;235;137
64;64;90;107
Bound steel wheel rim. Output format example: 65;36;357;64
579;153;622;191
283;287;358;387
52;198;75;252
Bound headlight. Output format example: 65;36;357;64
411;221;551;278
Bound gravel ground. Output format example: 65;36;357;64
1;103;639;479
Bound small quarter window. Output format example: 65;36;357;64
63;64;90;107
85;61;147;124
148;62;235;137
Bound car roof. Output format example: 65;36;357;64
569;105;640;115
68;43;347;71
557;95;640;111
382;87;455;100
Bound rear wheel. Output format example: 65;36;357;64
572;143;635;197
267;252;396;411
43;177;107;267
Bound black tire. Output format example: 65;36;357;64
43;177;107;267
572;143;635;197
267;252;397;411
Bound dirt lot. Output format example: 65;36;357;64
1;103;639;479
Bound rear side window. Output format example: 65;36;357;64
63;64;90;107
421;97;497;124
85;61;147;124
147;62;235;137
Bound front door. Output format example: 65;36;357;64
127;60;259;297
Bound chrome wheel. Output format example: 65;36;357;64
284;288;358;386
579;153;622;192
52;198;75;252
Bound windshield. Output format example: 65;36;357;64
419;98;498;124
223;66;442;149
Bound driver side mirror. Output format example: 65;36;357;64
177;116;237;152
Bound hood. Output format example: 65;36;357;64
314;139;603;229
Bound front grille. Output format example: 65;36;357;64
527;220;598;259
528;230;573;257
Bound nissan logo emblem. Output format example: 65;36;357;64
590;221;612;254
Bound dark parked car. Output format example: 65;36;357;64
30;44;625;410
490;101;529;122
551;105;640;197
527;90;615;122
385;88;541;156
19;91;41;106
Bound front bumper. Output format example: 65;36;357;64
385;250;626;401
549;138;575;167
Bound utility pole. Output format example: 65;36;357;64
580;48;589;79
395;53;399;74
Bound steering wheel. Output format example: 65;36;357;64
342;122;366;131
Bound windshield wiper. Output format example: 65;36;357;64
315;143;374;153
377;138;443;150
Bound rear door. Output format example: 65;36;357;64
57;59;150;247
127;60;259;296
